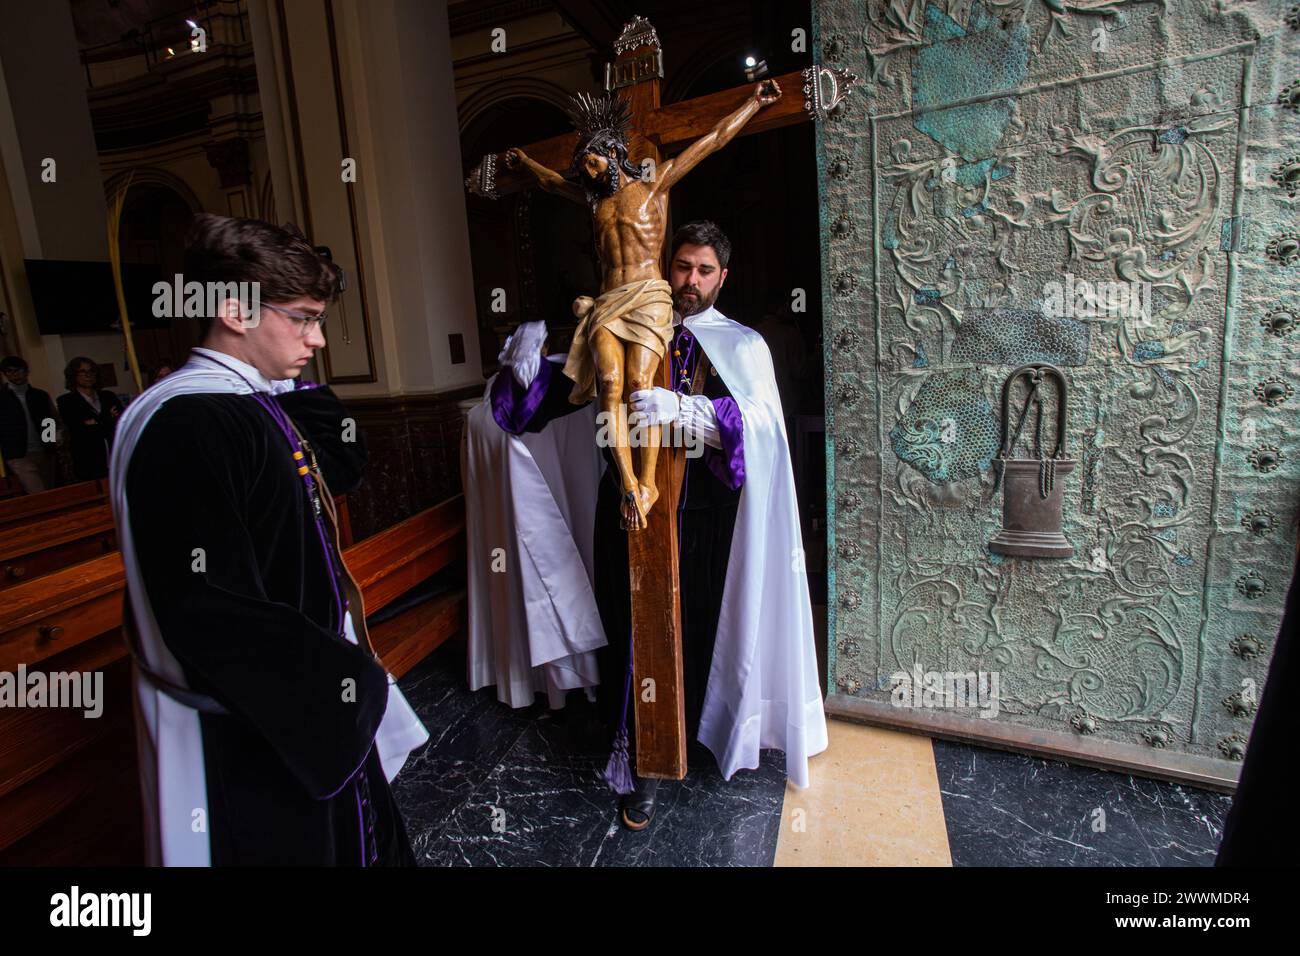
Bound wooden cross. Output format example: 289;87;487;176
466;16;833;779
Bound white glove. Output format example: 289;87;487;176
497;320;547;388
629;387;680;427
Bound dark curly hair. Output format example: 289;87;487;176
64;356;99;392
568;131;642;202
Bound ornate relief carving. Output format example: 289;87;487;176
1265;233;1300;266
1070;711;1098;734
1254;377;1292;407
1229;634;1264;659
1279;80;1300;114
1235;570;1269;599
1142;726;1170;748
465;153;500;199
612;16;659;55
1272;157;1300;197
822;0;1292;775
1218;734;1247;760
1241;508;1277;536
1248;444;1283;473
1261;307;1295;338
803;65;860;122
1221;690;1256;718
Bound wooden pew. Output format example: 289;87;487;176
0;504;117;591
347;495;466;676
0;553;134;863
0;475;23;501
0;494;466;864
0;488;328;588
0;479;108;533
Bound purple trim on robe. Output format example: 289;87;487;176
354;776;367;867
491;357;553;435
317;741;377;801
703;396;745;491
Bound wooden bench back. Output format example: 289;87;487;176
0;480;107;532
0;504;117;591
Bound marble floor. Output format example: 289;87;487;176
392;641;1233;867
932;740;1233;867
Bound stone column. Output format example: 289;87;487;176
249;0;481;398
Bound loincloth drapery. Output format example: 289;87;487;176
562;277;674;405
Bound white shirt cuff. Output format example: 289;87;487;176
677;393;722;449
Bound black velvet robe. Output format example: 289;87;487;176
125;385;414;866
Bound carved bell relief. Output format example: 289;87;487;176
989;364;1075;559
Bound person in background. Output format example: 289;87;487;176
56;357;123;481
1;355;58;493
147;361;175;387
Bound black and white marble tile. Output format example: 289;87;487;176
421;717;620;867
591;745;786;868
389;645;539;855
394;645;1239;867
392;643;789;866
932;739;1233;867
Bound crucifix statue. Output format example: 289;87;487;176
467;15;853;781
503;80;781;532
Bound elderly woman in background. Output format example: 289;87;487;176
56;356;123;481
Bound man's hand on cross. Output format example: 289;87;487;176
628;387;680;427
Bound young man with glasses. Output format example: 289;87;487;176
109;214;427;866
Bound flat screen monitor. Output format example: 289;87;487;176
23;259;168;335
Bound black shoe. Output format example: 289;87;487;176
619;775;660;830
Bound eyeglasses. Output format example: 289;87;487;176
262;302;327;336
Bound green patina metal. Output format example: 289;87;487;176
911;3;1031;162
819;0;1299;774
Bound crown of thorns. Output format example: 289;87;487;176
565;91;632;143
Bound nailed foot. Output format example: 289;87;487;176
639;482;659;517
620;488;648;532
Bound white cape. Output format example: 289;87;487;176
461;354;607;708
684;306;828;788
108;351;428;866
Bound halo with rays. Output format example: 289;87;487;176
565;91;632;141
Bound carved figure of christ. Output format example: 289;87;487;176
503;78;781;533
